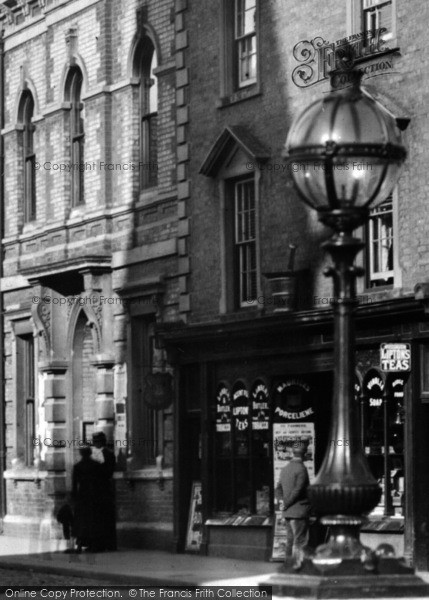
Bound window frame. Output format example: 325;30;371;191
221;171;261;313
15;330;36;467
362;0;394;42
347;0;396;45
363;189;401;290
134;37;159;191
65;67;85;207
367;196;394;286
220;0;260;103
234;0;258;89
130;316;164;468
212;380;271;516
234;178;258;307
19;92;36;223
360;370;406;519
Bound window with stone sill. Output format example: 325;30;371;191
220;0;259;100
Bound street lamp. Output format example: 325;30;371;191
269;71;429;597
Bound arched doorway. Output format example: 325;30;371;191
70;312;96;466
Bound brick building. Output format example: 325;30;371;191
2;0;429;570
0;0;182;550
161;0;429;569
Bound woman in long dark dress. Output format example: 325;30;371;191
91;431;117;551
72;445;103;551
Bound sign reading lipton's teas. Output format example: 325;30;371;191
380;343;411;372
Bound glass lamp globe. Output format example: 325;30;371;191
284;72;406;224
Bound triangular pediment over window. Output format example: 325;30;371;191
199;126;270;177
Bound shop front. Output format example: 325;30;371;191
164;297;429;568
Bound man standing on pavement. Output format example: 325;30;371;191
276;442;311;568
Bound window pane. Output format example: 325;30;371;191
72;139;84;205
25;156;36;221
363;0;392;39
235;180;257;304
238;36;257;86
368;199;393;284
149;52;158;114
25;401;35;467
235;0;256;37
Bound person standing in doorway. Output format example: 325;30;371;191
91;431;117;551
72;445;102;552
276;443;311;569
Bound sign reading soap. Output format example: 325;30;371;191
292;28;394;89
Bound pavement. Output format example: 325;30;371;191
0;535;429;598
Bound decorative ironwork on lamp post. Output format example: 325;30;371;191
267;70;429;597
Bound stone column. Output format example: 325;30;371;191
92;356;115;443
40;362;68;497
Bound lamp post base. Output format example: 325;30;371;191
270;558;429;599
268;558;429;598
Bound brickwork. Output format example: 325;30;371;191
1;0;178;549
116;478;173;523
174;0;190;322
183;0;428;322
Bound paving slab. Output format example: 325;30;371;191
0;536;429;599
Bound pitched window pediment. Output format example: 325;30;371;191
199;126;269;179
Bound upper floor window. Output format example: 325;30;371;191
134;37;158;190
200;127;267;313
18;92;36;222
363;0;393;41
235;0;257;88
234;178;257;305
367;196;394;287
349;0;396;45
220;0;259;102
65;67;84;206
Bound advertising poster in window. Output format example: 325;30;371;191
271;375;315;561
185;481;203;552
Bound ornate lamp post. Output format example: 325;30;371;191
268;71;429;597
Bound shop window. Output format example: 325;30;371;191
361;369;406;517
65;67;85;206
18;91;36;222
16;331;35;466
133;36;158;190
349;0;396;44
220;0;259;99
212;380;271;515
367;196;395;287
130;318;164;467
